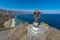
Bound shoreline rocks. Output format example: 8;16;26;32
0;14;15;31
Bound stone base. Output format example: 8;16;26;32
27;25;48;40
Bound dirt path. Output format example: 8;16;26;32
0;31;8;40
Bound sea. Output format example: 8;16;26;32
14;14;60;30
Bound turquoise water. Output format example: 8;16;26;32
15;15;24;26
15;14;60;29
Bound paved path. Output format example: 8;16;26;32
0;31;8;40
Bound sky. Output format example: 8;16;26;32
0;0;60;13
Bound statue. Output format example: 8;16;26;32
27;9;49;40
33;9;42;28
34;8;41;22
27;9;43;40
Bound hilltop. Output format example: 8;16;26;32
5;22;60;40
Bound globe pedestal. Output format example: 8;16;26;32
27;22;41;40
27;22;48;40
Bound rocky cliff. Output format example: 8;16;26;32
0;13;15;31
6;22;60;40
3;18;15;28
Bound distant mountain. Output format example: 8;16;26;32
0;9;32;15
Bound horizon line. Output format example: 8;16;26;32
0;8;60;14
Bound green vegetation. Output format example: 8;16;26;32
0;14;2;18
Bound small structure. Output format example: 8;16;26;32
27;9;49;40
32;9;41;32
34;9;41;22
27;9;43;40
